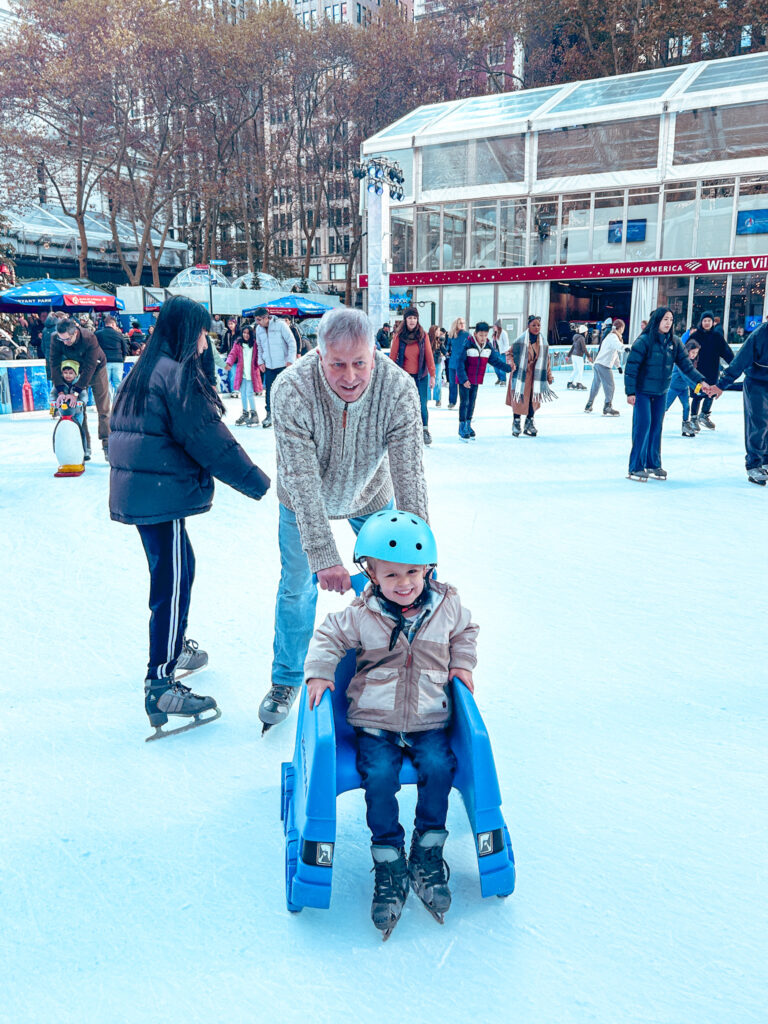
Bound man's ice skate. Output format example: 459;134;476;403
699;413;716;430
603;403;619;416
682;419;697;436
259;683;299;734
692;415;702;432
584;401;593;413
408;829;451;924
747;467;767;486
174;637;208;678
371;846;409;940
144;677;220;742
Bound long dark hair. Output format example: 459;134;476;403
643;306;674;342
239;326;254;347
113;295;222;419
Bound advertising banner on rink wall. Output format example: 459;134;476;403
0;360;136;415
358;253;768;290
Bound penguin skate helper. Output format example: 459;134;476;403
260;307;428;734
304;511;478;939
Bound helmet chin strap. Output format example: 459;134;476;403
371;577;432;651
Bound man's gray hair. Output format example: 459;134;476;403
317;307;374;355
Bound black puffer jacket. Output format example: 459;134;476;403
687;313;734;383
96;326;129;363
718;323;768;389
109;353;270;525
625;311;705;397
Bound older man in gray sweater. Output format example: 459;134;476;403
259;307;428;732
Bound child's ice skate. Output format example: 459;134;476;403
408;829;451;924
371;846;409;940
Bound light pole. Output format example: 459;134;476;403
354;158;405;330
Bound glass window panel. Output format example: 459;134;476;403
657;276;691;336
469;284;494;328
422;136;525;190
727;273;766;342
415;287;440;328
473;136;525;185
560;194;592;264
625;187;659;260
734;176;768;256
422;142;468;191
496;283;527;342
691;275;728;328
470;202;497;268
375;103;456;140
416;205;441;270
443;203;468;270
532;199;557;265
695;181;734;257
537;118;659;179
442;286;468;330
661;182;696;259
552;68;683;113
592;190;625;262
390;207;413;273
447;86;561;129
674;103;768;164
686;52;768;93
499;200;528;267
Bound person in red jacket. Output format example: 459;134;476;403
455;321;512;441
389;307;436;446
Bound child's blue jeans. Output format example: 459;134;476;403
665;381;690;420
355;727;457;848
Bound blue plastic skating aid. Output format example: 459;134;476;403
280;574;516;913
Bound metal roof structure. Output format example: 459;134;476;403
364;51;768;152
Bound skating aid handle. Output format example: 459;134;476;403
311;572;367;596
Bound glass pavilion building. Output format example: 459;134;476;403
361;51;768;345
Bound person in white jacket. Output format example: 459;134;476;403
585;317;626;416
253;306;297;427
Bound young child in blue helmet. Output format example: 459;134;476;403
304;510;479;940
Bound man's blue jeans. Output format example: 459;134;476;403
356;728;457;848
107;362;124;398
629;392;666;474
271;500;394;690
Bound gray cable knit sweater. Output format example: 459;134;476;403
271;349;428;573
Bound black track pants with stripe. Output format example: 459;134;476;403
137;519;195;682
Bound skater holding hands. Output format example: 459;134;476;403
624;307;713;481
711;320;768;485
305;511;477;939
108;296;271;738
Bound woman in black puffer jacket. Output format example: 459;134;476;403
109;295;270;736
624;306;708;482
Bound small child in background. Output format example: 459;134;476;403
455;321;513;441
304;511;478;940
665;339;700;437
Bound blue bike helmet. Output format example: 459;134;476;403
354;510;437;567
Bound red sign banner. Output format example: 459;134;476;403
358;253;768;290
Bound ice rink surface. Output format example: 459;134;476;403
1;378;766;1024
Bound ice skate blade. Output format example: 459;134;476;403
174;664;207;680
145;707;221;742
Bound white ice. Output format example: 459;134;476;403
1;376;766;1024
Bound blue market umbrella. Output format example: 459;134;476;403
0;279;122;312
242;295;333;318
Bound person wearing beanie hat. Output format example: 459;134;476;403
454;321;513;440
686;310;735;430
389;307;436;446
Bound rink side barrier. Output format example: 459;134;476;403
0;358;138;415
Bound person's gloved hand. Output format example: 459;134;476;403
617;366;623;374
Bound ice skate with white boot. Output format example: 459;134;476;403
144;676;220;741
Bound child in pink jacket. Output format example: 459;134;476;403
225;326;262;425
